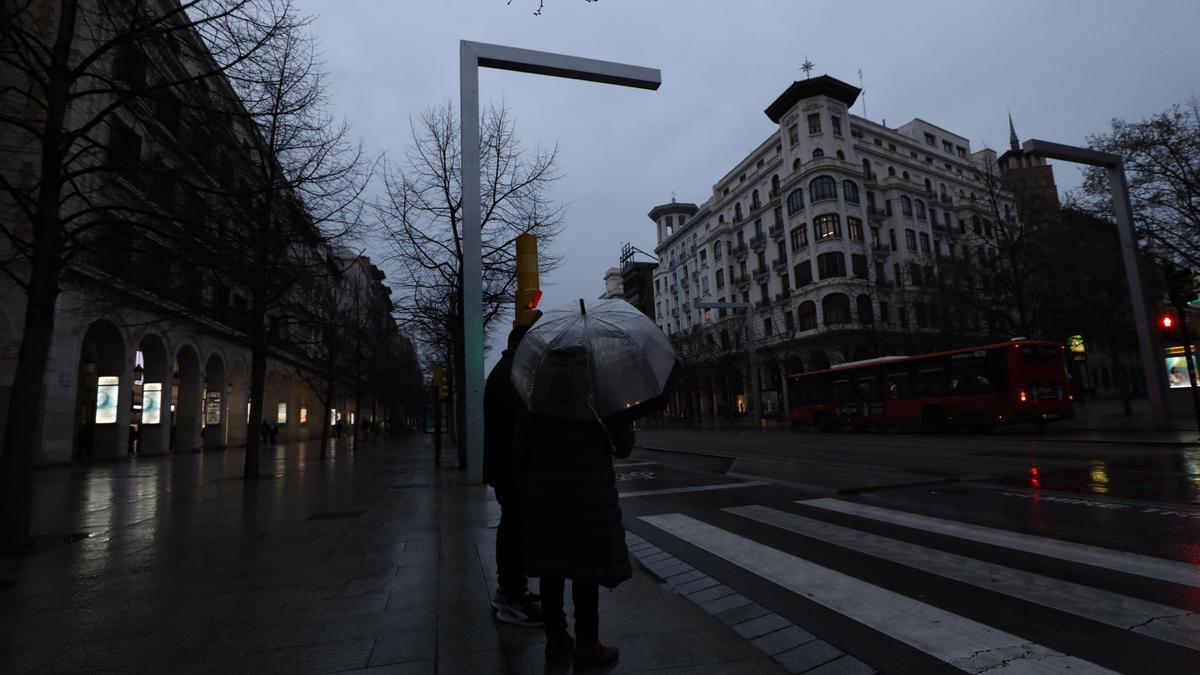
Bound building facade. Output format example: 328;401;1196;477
649;75;1025;422
0;1;416;464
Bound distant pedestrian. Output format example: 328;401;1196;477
520;413;634;668
484;322;542;628
261;420;270;445
269;421;279;445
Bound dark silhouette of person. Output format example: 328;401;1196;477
261;420;270;445
268;421;279;445
521;410;635;669
483;321;542;627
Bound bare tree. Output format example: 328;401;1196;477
1081;98;1200;268
198;5;368;479
378;102;563;446
0;0;293;553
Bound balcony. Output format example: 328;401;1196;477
749;234;766;251
867;207;886;224
754;299;770;310
771;257;788;273
768;223;784;239
939;194;953;204
774;289;792;303
752;267;769;283
872;248;890;261
731;243;748;258
734;274;751;290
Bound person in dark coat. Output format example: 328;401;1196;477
484;322;542;627
521;413;634;668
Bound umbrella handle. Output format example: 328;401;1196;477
579;298;586;315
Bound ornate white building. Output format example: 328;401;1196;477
650;75;1024;418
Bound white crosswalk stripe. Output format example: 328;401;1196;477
726;504;1200;651
640;512;1118;674
800;497;1200;588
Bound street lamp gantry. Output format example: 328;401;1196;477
460;41;660;482
1021;139;1168;429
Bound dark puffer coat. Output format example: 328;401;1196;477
520;415;632;588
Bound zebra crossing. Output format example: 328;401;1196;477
634;496;1200;674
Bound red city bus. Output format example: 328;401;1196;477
787;339;1074;431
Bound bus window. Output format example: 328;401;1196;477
885;371;910;399
915;367;946;396
856;376;880;400
1021;346;1060;361
948;361;977;394
832;378;852;402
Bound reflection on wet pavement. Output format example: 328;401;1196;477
986;450;1200;505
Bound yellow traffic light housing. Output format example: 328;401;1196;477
432;366;448;401
514;233;541;326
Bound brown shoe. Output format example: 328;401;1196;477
544;631;575;662
573;641;619;670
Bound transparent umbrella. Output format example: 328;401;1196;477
510;298;677;421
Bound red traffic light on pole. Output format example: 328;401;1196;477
1157;306;1180;337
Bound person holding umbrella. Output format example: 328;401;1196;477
511;298;677;669
484;319;543;627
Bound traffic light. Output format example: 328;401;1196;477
1157;307;1180;338
1166;265;1200;306
513;233;541;327
432;366;448;401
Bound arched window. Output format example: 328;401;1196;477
822;293;852;325
809;175;837;202
862;158;872;179
924;178;932;193
813;213;841;241
793;158;801;171
856;295;874;324
797;301;817;331
888;166;896;177
771;174;780;197
842;180;860;204
902;170;910;181
900;195;913;217
812;148;824;159
751;189;760;210
718;214;725;224
816;251;845;278
914;199;927;220
734;202;743;221
836;149;845;160
786;189;805;216
972;215;982;234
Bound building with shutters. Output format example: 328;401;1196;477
648;75;1030;423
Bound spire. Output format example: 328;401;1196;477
1008;111;1020;153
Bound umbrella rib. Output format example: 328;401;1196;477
588;313;662;408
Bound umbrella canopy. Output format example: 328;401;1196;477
511;299;677;421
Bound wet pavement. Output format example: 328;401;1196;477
0;435;786;674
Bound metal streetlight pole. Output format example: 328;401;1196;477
695;300;761;429
460;41;660;483
1021;139;1168;429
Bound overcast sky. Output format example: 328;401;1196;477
293;0;1200;368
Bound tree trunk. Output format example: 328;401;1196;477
244;310;268;479
0;0;77;554
0;287;59;554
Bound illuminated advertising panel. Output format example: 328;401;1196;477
276;402;287;424
205;391;222;425
142;383;162;424
96;376;119;424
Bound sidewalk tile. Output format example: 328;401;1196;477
775;640;843;674
751;625;817;656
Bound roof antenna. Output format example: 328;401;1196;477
579;298;587;315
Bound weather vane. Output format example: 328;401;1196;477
800;56;815;79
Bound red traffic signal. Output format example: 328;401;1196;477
1157;307;1181;337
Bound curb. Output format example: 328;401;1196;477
625;531;878;675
